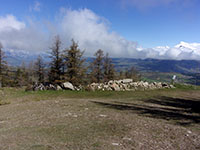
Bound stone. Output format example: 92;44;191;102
111;83;120;91
62;82;75;90
122;79;133;83
33;83;46;91
143;82;149;89
169;84;175;88
56;85;62;90
47;84;56;90
162;82;169;88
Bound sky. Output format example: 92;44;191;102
0;0;200;59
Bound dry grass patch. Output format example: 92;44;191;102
0;88;200;149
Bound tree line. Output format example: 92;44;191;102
0;36;140;88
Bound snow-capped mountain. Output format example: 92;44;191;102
149;41;200;60
175;41;200;51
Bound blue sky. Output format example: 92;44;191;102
0;0;200;59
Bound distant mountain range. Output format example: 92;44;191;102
4;49;200;75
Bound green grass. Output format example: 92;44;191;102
1;83;199;103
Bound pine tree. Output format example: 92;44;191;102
63;39;86;86
48;35;63;84
90;49;104;83
35;55;45;83
0;42;7;87
103;53;115;82
14;67;23;87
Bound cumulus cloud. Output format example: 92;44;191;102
0;8;199;60
0;15;49;52
58;9;139;57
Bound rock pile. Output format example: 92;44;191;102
30;82;80;91
87;79;175;91
28;79;175;91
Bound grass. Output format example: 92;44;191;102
0;86;200;149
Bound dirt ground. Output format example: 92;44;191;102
0;89;200;150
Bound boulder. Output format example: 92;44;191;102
62;82;75;90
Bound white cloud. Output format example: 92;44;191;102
58;9;139;57
0;15;25;32
0;9;199;60
0;15;48;52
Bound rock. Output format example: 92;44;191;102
122;83;129;90
122;79;133;83
115;80;123;84
143;82;149;89
56;85;62;90
47;84;56;90
162;82;169;88
111;83;120;91
108;80;114;85
62;82;75;90
33;83;46;91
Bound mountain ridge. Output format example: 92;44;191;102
4;49;200;75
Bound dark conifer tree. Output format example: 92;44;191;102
48;35;63;84
63;39;86;86
103;53;115;82
35;55;45;83
90;49;104;83
0;42;7;87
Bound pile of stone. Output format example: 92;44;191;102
30;82;80;91
87;79;175;91
28;79;175;92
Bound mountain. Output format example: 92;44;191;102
4;49;49;66
3;47;200;85
4;49;200;74
3;41;200;74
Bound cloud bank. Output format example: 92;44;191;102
0;8;199;60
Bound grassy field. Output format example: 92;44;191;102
0;87;200;150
